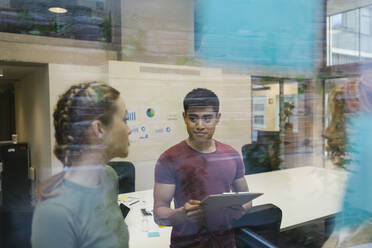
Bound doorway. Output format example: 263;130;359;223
0;83;15;141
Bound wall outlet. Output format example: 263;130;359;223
29;167;35;181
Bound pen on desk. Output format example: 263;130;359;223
129;200;140;206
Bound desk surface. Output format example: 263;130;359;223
121;166;348;248
247;166;347;231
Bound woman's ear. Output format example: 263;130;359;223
91;120;105;139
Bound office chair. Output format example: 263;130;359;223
107;161;135;193
233;204;282;248
242;144;271;175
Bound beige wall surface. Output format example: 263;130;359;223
0;33;117;66
108;61;251;190
14;67;51;181
15;61;251;190
121;0;194;65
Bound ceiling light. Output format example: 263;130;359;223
48;7;68;14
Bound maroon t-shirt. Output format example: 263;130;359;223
155;140;245;247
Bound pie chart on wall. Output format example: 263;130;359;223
146;108;155;118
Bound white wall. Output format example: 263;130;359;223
108;61;251;190
14;67;51;181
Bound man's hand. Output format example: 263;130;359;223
225;205;247;220
242;201;252;212
183;200;203;223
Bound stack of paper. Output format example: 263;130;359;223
118;195;140;206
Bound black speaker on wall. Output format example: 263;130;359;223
0;143;33;248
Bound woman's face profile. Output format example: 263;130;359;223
103;97;131;159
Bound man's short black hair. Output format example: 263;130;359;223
183;88;220;113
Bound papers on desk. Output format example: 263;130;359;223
118;196;140;206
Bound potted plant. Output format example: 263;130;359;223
283;101;295;130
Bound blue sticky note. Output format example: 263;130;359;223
148;232;160;237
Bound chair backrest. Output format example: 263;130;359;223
233;203;282;246
241;143;271;175
107;161;135;193
257;131;280;145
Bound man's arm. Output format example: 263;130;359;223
232;177;248;192
153;183;202;226
232;177;252;211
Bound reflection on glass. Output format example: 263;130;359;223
323;78;359;168
0;0;114;42
328;5;372;65
322;71;372;248
330;9;360;65
360;6;372;62
250;78;281;173
251;79;280;133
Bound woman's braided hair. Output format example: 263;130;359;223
39;82;120;199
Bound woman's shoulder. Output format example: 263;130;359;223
104;165;118;180
32;198;77;247
34;199;75;224
36;180;86;214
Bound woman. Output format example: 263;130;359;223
323;80;360;168
32;82;130;248
322;76;372;247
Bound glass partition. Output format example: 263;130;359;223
1;0;372;248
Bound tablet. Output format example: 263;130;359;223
201;192;263;212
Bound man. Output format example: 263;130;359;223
153;88;251;248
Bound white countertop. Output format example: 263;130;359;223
120;166;348;247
